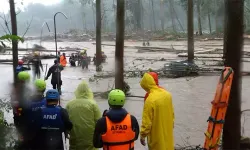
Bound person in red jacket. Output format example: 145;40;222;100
144;72;164;101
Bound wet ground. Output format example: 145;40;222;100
1;40;250;149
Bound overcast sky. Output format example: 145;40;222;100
0;0;62;13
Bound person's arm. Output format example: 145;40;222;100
59;65;64;71
140;98;154;138
45;67;52;79
61;108;73;131
22;66;31;71
131;115;140;141
93;117;106;148
27;59;32;68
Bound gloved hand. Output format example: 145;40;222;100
140;137;146;146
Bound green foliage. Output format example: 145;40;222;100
0;34;24;43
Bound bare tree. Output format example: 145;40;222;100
196;0;202;35
207;9;212;34
0;12;33;38
150;0;156;31
115;0;125;90
168;0;176;32
160;0;165;31
9;0;18;84
222;0;243;149
187;0;194;62
96;0;102;71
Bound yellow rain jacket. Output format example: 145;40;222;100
140;73;175;150
66;81;101;150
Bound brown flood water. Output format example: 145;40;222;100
1;40;250;149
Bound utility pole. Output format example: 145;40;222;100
96;0;102;71
9;0;18;84
187;0;194;62
222;0;243;149
115;0;125;90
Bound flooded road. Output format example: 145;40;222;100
1;40;250;149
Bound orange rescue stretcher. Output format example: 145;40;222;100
204;67;234;150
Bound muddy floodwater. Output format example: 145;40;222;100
1;40;250;149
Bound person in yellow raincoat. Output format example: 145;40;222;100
140;72;175;150
66;81;101;150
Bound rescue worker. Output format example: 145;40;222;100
69;53;76;67
144;72;163;101
140;72;175;149
81;50;88;69
45;59;63;95
28;51;44;80
60;52;67;67
36;89;73;150
93;89;140;150
16;60;30;74
11;71;31;149
21;79;47;149
66;81;101;150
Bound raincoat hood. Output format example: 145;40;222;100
74;81;94;99
106;108;128;123
140;74;174;150
140;72;159;92
66;81;101;150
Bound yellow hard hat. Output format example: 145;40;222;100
34;51;39;56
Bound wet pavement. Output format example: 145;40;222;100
1;40;250;149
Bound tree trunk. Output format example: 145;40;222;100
168;0;176;32
148;0;153;30
215;0;220;34
173;6;185;32
140;0;144;31
92;4;96;29
133;0;142;31
160;0;165;31
222;0;243;149
150;0;156;31
187;0;194;62
196;0;202;35
101;0;106;31
96;0;102;71
9;0;18;84
115;0;125;90
208;12;212;34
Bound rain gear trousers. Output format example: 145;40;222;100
66;81;101;150
140;73;175;150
